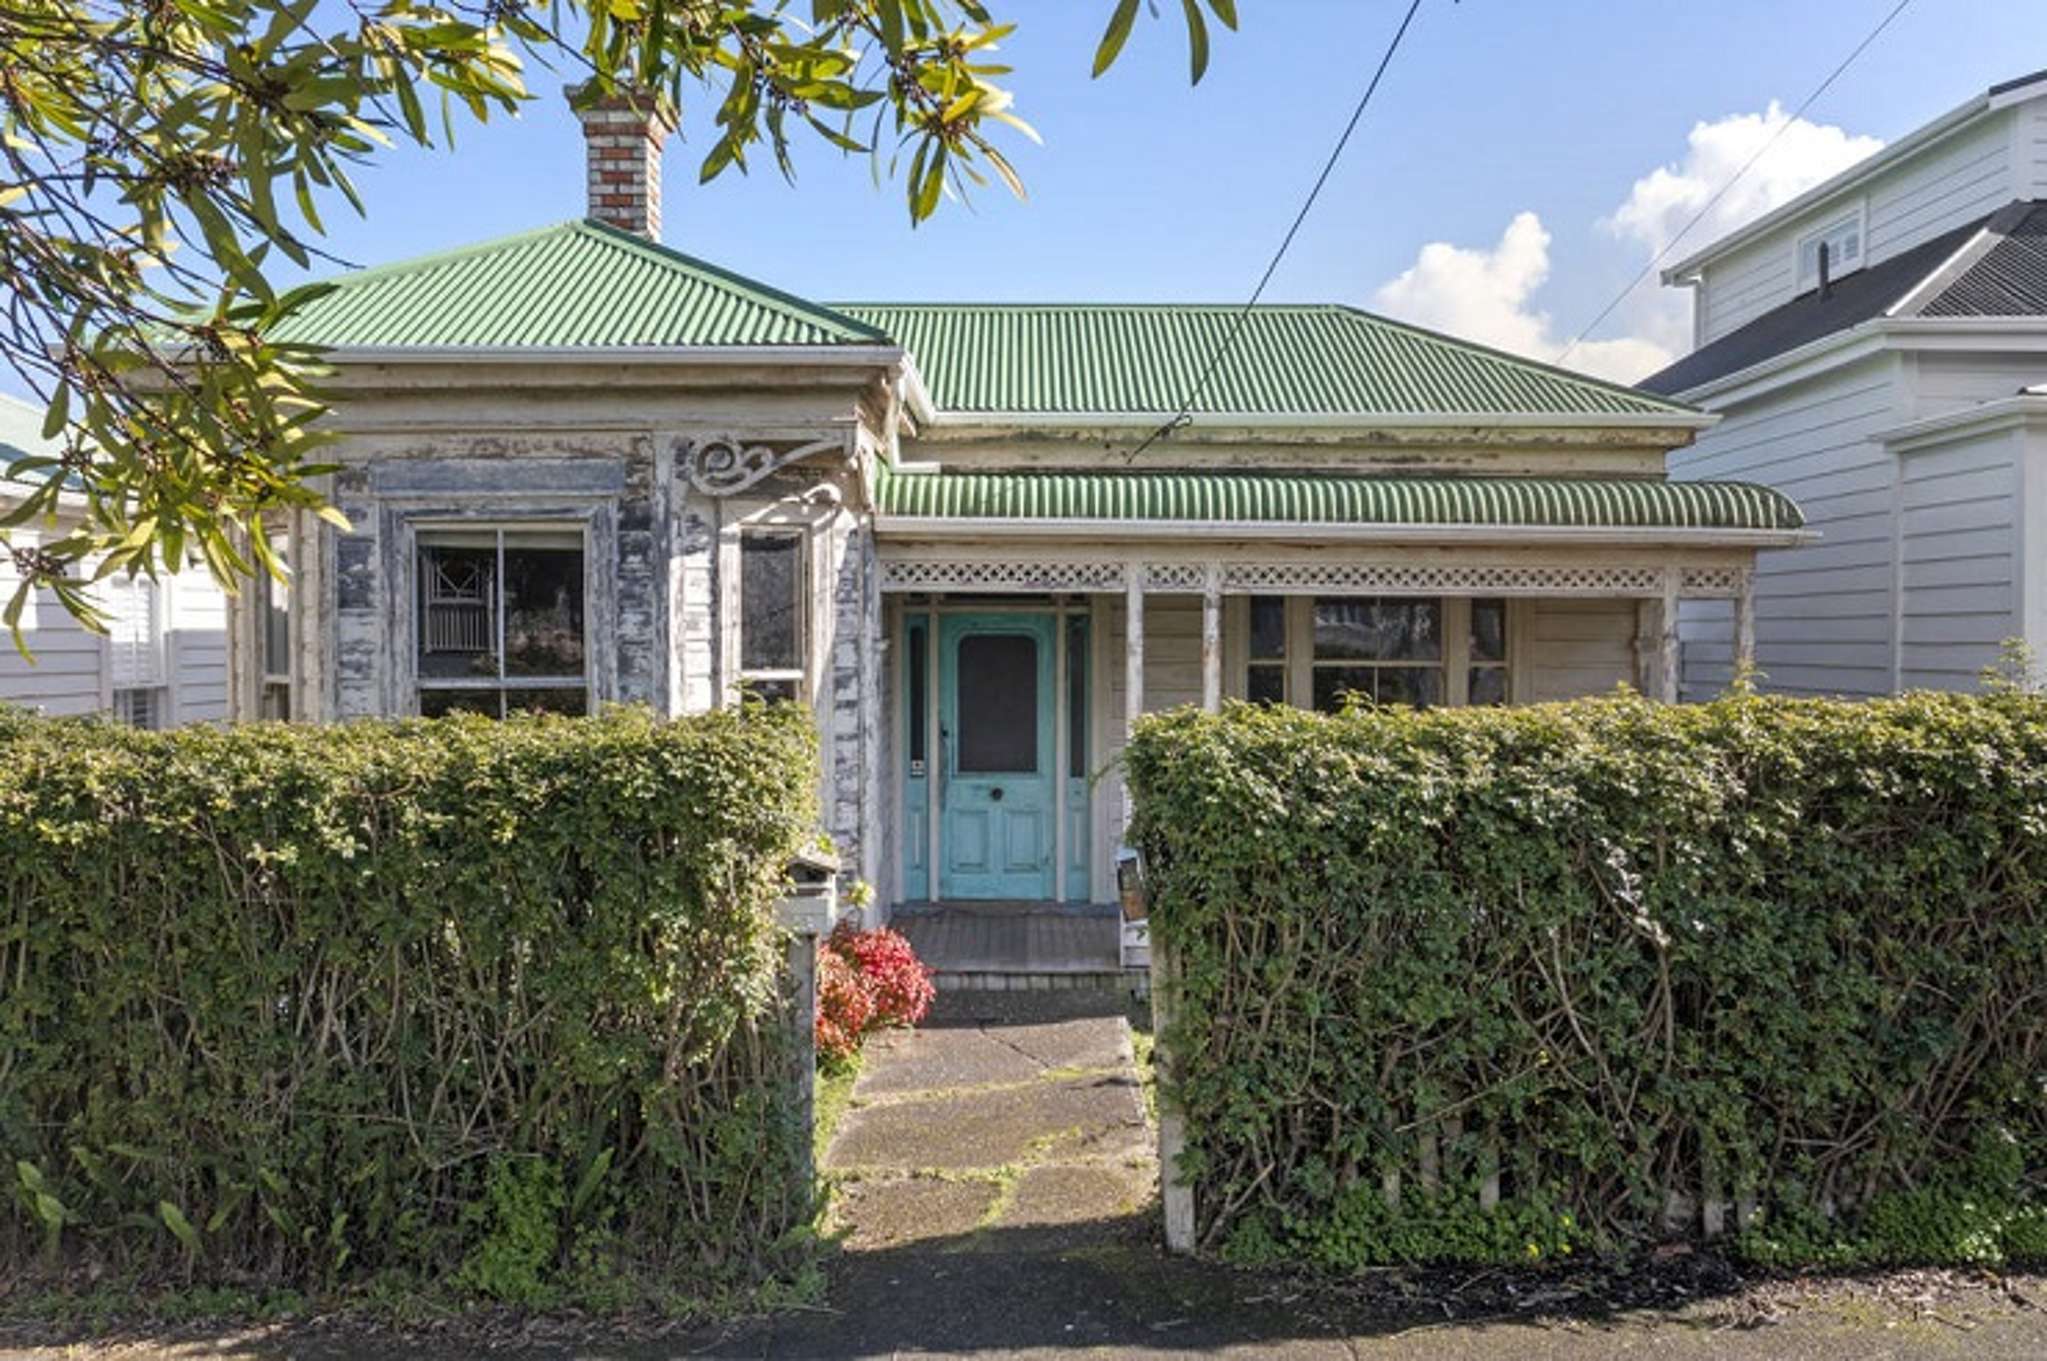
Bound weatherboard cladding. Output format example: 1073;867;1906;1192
269;220;887;349
838;304;1692;419
876;469;1804;532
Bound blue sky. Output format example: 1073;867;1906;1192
8;0;2046;402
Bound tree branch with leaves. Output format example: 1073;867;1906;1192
0;0;1239;640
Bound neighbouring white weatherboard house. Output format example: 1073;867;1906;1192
234;86;1808;977
1644;69;2047;696
0;393;234;727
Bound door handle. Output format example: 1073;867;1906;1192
989;786;1004;802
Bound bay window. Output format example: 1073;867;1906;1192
416;526;588;717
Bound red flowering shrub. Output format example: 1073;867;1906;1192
814;922;936;1065
826;922;936;1030
815;946;873;1065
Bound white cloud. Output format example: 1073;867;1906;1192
1369;104;1885;385
1371;211;1666;385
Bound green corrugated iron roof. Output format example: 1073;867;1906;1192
877;468;1804;532
270;220;889;349
836;303;1695;420
268;224;1700;423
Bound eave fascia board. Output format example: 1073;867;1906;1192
896;358;938;428
1658;89;2009;285
1669;318;2047;407
1668;325;1891;406
1876;393;2047;452
872;514;1814;549
916;409;1717;434
312;343;908;368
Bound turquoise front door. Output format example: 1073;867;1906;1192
938;613;1057;899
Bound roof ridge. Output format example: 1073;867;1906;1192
1323;303;1703;416
297;220;889;345
299;220;587;291
576;221;890;342
836;300;1347;312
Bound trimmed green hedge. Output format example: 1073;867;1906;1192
0;704;819;1306
1128;693;2047;1269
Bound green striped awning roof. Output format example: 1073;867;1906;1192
877;470;1804;532
837;303;1697;421
271;220;888;349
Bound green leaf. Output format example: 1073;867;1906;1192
159;1201;201;1254
1180;0;1210;84
1093;0;1141;77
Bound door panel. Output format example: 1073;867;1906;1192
939;614;1056;899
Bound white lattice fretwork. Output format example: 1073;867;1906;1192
880;559;1131;593
1679;565;1747;597
879;556;1752;599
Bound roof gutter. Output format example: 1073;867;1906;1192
872;514;1813;548
1667;316;2047;405
917;408;1717;433
1875;392;2047;451
307;343;909;367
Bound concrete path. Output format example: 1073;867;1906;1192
681;991;2047;1360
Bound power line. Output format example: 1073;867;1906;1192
1555;0;1914;368
1124;0;1426;462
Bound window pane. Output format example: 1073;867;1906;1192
1248;664;1286;705
1376;667;1442;708
421;689;499;719
1067;616;1087;778
262;563;290;678
1469;666;1508;706
505;687;588;717
1312;666;1374;713
907;621;928;765
956;633;1038;773
503;540;585;678
1313;598;1440;661
1472;598;1507;663
418;543;497;679
1249;596;1286;659
741;534;802;672
749;678;801;706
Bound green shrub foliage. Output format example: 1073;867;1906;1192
1126;692;2047;1268
0;704;819;1301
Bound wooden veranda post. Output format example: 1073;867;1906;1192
1733;567;1757;679
1200;565;1222;714
1659;567;1682;702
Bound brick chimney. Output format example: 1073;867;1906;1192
566;82;677;240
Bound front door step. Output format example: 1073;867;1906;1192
893;902;1144;992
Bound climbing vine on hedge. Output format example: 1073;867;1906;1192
1126;692;2047;1269
0;703;819;1304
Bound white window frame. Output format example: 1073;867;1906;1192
412;522;593;718
1794;203;1866;289
733;525;809;702
259;531;294;719
1236;595;1514;710
111;685;162;729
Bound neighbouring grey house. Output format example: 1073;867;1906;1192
230;88;1810;974
1644;69;2047;697
0;393;234;727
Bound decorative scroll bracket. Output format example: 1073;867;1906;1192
681;433;845;498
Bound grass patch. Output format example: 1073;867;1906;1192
815;1051;864;1170
1125;995;1157;1124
